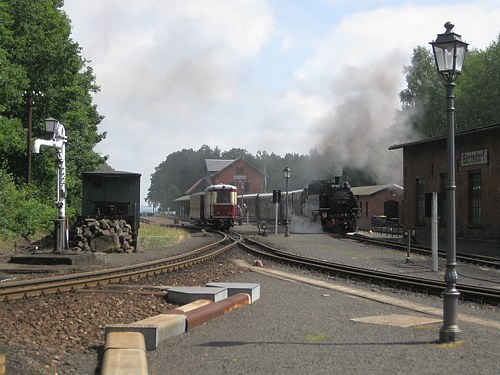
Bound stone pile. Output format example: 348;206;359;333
71;218;137;253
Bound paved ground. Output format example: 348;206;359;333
147;223;499;375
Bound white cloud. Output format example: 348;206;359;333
63;0;500;202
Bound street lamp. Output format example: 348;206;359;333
283;166;291;237
430;22;468;343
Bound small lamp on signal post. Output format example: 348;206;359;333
283;166;291;237
430;22;468;343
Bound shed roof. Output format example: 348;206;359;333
389;123;500;150
82;170;141;177
351;184;402;196
173;195;190;202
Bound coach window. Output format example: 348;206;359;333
416;178;425;225
468;171;481;225
217;190;231;203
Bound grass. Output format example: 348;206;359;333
304;334;329;342
137;224;189;248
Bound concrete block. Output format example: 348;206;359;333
165;299;213;314
167;286;227;305
104;331;146;351
206;282;261;303
0;354;5;375
135;313;187;344
105;314;186;350
101;348;148;375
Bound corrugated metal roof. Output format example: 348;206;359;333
351;184;403;196
205;159;234;172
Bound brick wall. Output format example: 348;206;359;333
210;159;264;195
402;126;500;241
357;188;404;228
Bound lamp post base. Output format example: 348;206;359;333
439;327;461;343
439;289;461;342
439;325;462;343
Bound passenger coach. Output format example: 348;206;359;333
190;184;238;230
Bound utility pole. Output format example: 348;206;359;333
25;91;33;184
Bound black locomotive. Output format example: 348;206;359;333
239;176;360;234
309;177;360;233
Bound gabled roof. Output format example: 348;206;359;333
205;159;234;173
186;157;264;195
207;157;264;177
185;176;208;195
351;184;403;196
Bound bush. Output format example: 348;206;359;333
0;169;55;241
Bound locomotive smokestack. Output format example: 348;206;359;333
334;176;341;185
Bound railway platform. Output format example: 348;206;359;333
358;227;500;258
142;223;499;374
233;223;499;289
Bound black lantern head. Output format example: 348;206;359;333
430;22;468;82
283;166;291;180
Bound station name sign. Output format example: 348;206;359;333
234;175;246;180
461;150;488;166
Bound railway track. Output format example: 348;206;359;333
352;233;500;268
0;231;240;302
239;235;500;306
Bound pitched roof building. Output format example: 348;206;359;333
351;184;404;229
185;157;265;196
389;123;500;242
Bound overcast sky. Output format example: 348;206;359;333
63;0;499;204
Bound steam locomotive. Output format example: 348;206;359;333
189;184;238;230
309;177;361;233
239;176;360;234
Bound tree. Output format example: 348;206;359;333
458;34;500;129
0;0;105;211
399;46;445;137
147;146;221;211
399;34;500;137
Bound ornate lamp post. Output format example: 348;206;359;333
283;166;291;237
430;22;468;343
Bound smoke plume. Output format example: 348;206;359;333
313;51;417;185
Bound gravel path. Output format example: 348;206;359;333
1;222;498;374
0;229;253;375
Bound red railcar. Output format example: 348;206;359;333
189;184;238;230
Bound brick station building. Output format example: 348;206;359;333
389;123;500;243
351;184;404;229
185;157;265;196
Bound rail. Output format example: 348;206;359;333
0;231;239;302
239;235;500;306
351;233;500;269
